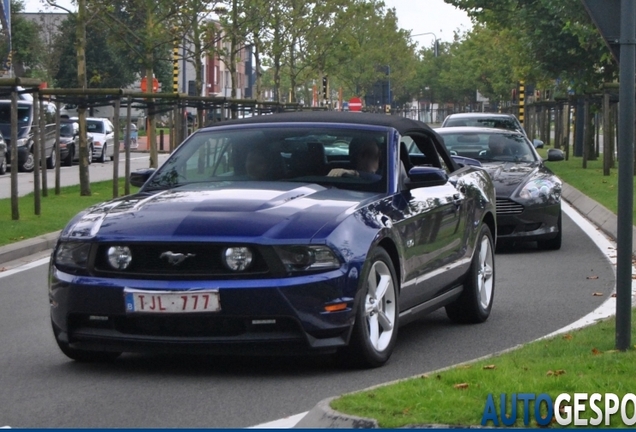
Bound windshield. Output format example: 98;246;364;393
436;131;537;163
446;117;520;132
60;123;75;136
145;125;388;193
0;103;31;124
87;121;104;134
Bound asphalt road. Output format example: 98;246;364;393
0;205;616;428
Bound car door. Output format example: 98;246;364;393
42;102;58;159
396;132;467;309
104;120;115;156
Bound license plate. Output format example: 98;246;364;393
124;288;221;314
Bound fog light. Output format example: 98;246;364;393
222;247;253;271
107;246;132;270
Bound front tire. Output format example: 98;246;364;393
446;224;495;324
18;151;35;172
62;145;74;166
340;247;399;368
97;144;106;163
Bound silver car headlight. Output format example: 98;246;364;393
517;179;561;201
222;246;253;271
15;138;28;148
275;245;340;272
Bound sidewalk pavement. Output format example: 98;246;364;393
0;182;634;427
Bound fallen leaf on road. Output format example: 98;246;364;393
587;276;599;280
611;293;617;298
454;383;469;389
592;292;603;296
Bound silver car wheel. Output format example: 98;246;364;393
477;235;494;310
364;260;397;352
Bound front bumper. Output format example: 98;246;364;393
496;199;561;242
5;145;29;166
49;266;357;356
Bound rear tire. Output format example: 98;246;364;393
0;152;6;175
537;213;562;250
339;247;398;368
446;224;495;324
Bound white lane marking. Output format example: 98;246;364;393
248;412;309;428
0;257;50;279
541;201;636;339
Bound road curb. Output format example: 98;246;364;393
294;397;379;428
0;231;60;266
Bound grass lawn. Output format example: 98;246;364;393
0;181;138;247
540;150;636;226
331;310;636;428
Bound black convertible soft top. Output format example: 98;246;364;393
204;111;435;136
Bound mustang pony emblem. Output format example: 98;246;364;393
160;251;196;266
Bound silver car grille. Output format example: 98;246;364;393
496;198;524;215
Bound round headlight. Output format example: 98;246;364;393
223;247;253;271
107;246;132;270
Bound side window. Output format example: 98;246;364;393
183;138;232;180
43;102;57;124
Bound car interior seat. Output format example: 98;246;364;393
289;142;327;177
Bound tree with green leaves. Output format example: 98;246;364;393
2;0;46;79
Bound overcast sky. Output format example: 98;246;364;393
22;0;473;45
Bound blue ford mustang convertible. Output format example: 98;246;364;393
49;111;497;368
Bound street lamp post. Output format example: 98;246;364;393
411;31;440;56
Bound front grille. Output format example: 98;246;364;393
92;243;273;279
496;198;524;216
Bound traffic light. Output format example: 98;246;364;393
322;76;328;100
434;39;440;57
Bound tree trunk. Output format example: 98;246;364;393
77;0;91;196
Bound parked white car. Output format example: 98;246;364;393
85;117;115;163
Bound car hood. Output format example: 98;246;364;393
63;182;375;242
481;161;541;197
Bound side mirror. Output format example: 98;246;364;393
406;166;448;189
546;148;564;162
130;168;156;187
533;139;544;149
